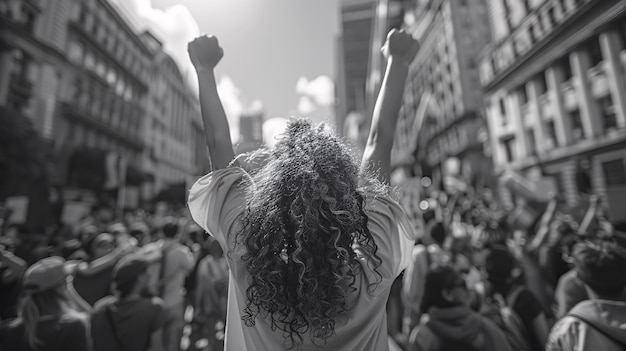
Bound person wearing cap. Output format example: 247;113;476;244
90;254;167;351
0;256;92;351
546;240;626;350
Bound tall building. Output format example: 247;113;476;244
0;0;206;224
479;0;626;221
335;0;376;140
391;0;493;190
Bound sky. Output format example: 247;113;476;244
110;0;340;141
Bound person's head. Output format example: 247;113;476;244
573;240;626;300
237;118;383;347
161;218;179;239
111;255;149;299
421;265;471;312
478;245;519;294
128;222;150;246
89;233;115;260
20;257;74;348
429;221;447;246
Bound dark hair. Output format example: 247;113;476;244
430;222;446;246
421;265;463;312
236;119;384;347
162;219;179;238
574;240;626;298
481;245;516;295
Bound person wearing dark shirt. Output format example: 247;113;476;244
0;256;91;351
91;254;166;351
480;245;550;351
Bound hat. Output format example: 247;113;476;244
113;255;148;286
23;257;68;294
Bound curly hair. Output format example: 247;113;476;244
235;119;384;347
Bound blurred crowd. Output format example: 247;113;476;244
0;205;228;351
1;182;625;351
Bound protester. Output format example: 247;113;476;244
187;28;420;350
72;232;135;306
91;254;166;351
402;221;450;335
143;217;195;351
408;265;514;351
0;256;92;351
479;245;550;351
546;240;626;350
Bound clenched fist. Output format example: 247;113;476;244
188;35;224;70
381;28;419;65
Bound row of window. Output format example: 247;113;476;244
66;122;139;164
70;76;142;136
71;1;148;83
67;39;138;103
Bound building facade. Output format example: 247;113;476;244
479;0;626;221
391;0;493;190
0;0;204;224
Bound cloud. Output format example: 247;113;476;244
262;117;288;149
297;96;316;115
109;0;200;91
296;75;335;107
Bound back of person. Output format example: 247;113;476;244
547;300;626;351
91;296;165;351
91;254;166;351
0;314;89;351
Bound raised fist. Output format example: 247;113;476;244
381;28;419;65
188;35;224;70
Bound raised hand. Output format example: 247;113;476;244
381;28;420;65
188;35;224;70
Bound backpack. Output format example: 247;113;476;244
481;288;533;351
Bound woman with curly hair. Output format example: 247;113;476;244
188;28;419;350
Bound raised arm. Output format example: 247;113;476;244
361;29;419;184
188;35;236;171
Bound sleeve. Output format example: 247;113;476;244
188;167;249;251
364;194;417;280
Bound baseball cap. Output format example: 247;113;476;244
23;256;69;294
113;255;148;286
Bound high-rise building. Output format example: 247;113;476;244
391;0;493;190
479;0;626;221
335;0;376;140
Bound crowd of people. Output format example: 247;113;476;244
1;28;625;351
0;209;229;351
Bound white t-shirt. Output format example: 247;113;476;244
188;167;416;351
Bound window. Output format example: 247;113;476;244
502;137;515;162
527;128;537;156
546;120;558;147
499;98;508;125
536;72;548;95
587;37;603;67
84;51;95;71
67;41;84;64
559;55;572;80
569;109;583;140
597;95;617;131
518;85;528;104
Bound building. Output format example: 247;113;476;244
0;0;206;225
143;32;204;201
335;0;376;141
236;110;264;155
391;0;494;191
479;0;626;221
